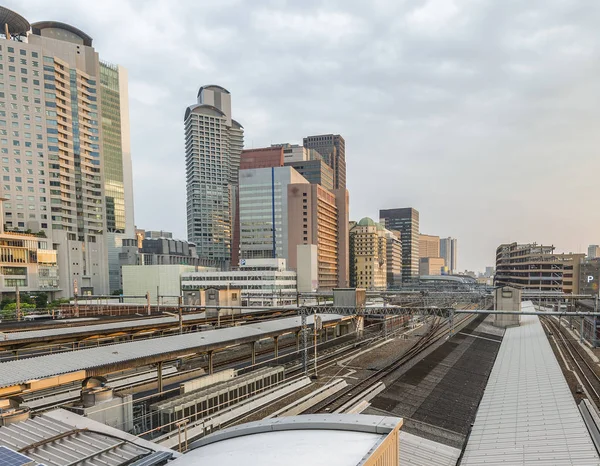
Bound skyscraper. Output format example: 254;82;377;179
440;237;458;273
588;245;600;259
419;234;440;258
185;85;243;263
0;8;111;296
303;134;346;190
379;208;420;280
100;62;134;293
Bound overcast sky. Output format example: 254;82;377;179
11;0;600;272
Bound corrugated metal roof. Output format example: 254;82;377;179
0;314;344;389
0;414;152;466
398;432;460;466
461;307;600;465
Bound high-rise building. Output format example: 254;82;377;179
303;134;346;190
419;257;445;276
284;160;333;190
185;85;243;264
100;62;134;293
288;184;349;289
588;245;600;259
495;242;584;294
379;208;420;281
385;229;402;288
239;146;283;170
238;166;308;262
440;237;458;273
349;218;387;290
419;234;440;258
272;143;322;163
0;9;114;296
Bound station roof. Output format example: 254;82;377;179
0;409;176;466
461;306;600;465
0;314;346;394
173;414;402;466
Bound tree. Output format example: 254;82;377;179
111;289;123;296
34;292;48;309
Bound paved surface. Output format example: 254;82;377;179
365;314;504;448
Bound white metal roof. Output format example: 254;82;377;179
0;409;176;466
461;306;600;465
399;431;460;466
0;314;344;389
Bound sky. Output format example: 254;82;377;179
10;0;600;272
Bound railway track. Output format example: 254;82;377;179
542;316;600;404
302;314;474;414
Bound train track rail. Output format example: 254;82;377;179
542;316;600;404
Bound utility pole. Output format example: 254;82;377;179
15;283;20;321
178;295;183;334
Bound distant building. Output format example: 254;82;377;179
419;257;445;276
185;85;243;263
288;184;349;289
484;266;495;278
284;160;334;191
181;259;297;306
579;259;600;296
303;134;346;190
419;234;440;258
349;218;388;290
122;264;199;305
495;242;584;294
379;208;420;281
440;237;458;273
238;167;308;262
145;230;173;239
589;245;600;259
239;147;284;170
385;230;402;288
271;143;323;163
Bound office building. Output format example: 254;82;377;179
440;237;458;273
349;218;387;290
0;8;114;296
100;62;135;293
385;229;402;288
272;143;322;163
238;166;308;262
181;258;297;306
239;146;283;170
284;160;333;190
484;266;495;278
303;134;346;190
185;85;243;263
588;245;600;259
122;264;197;305
419;257;445;276
495;242;584;294
288;184;349;289
419;234;440;258
145;230;172;239
379;208;420;281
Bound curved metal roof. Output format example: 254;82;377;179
0;6;30;35
197;84;230;97
184;103;226;121
30;20;92;46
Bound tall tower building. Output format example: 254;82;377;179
185;85;243;263
0;8;111;296
303;134;346;190
588;245;600;259
419;234;440;258
440;237;458;273
100;62;134;293
379;208;420;280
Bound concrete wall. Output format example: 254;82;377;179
297;244;318;292
493;286;521;328
122;265;195;304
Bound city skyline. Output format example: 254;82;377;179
10;0;600;272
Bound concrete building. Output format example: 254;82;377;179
181;258;297;306
100;62;135;294
122;264;197;305
284;160;334;190
385;229;402;288
419;257;445;276
303;134;346;190
288;184;349;290
238;166;308;262
185;85;243;263
579;258;600;295
349;218;387;290
419;234;440;258
145;230;173;239
495;242;584;294
0;8;115;296
588;245;600;259
273;143;323;163
440;237;458;273
379;208;419;281
484;266;495;278
239;146;283;170
296;244;318;292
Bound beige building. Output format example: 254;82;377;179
419;234;440;258
419;257;445;276
495;242;584;294
349;218;387;290
287;184;348;290
385;229;402;287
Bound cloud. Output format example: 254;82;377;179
8;0;600;271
